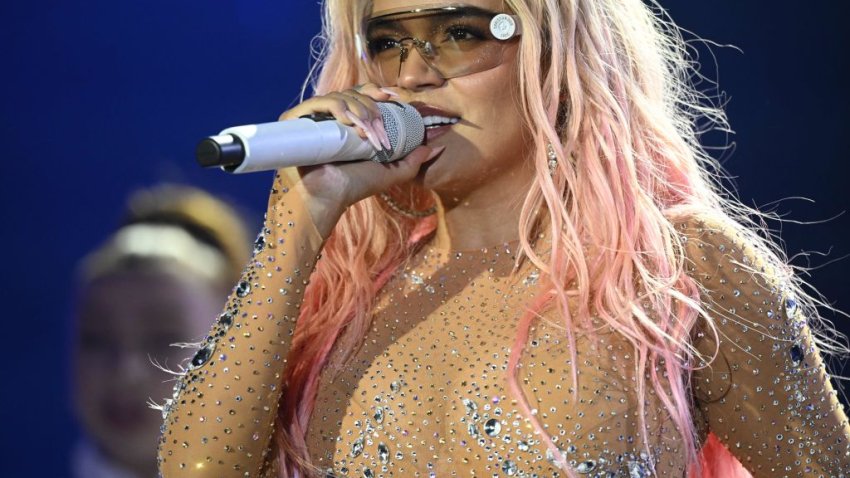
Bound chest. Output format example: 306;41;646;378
304;268;688;477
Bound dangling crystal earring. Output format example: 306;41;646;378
379;192;437;218
547;143;558;175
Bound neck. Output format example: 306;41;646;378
433;164;534;252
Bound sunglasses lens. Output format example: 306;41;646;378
364;9;514;84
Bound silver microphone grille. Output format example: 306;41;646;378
372;102;425;163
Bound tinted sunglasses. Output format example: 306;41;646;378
360;4;522;85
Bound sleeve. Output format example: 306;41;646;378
157;168;326;478
683;218;850;476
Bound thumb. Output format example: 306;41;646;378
389;145;445;182
369;145;446;195
401;145;445;168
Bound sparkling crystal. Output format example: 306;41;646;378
254;234;266;253
160;398;173;419
390;381;401;392
576;460;596;473
351;438;364;458
501;460;518;475
785;295;798;319
790;343;804;364
218;311;234;328
517;440;530;452
171;380;185;401
236;281;251;298
484;418;501;437
362;468;373;478
628;460;651;478
374;407;384;423
378;443;390;463
189;343;215;369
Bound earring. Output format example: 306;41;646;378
547;143;558;175
379;192;437;218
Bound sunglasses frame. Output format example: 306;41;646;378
357;4;522;82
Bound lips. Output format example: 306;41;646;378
410;102;462;143
102;399;148;431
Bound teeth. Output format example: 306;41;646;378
422;115;460;128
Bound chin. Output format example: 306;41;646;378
415;147;472;191
415;161;456;194
100;430;159;467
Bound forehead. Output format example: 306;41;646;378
78;272;203;321
371;0;506;16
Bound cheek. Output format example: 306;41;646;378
458;60;525;146
182;287;227;340
464;71;520;114
74;339;120;387
461;99;527;170
74;362;106;430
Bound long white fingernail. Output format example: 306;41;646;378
380;88;400;97
347;113;378;148
345;111;368;129
345;112;380;149
373;118;391;150
365;129;384;150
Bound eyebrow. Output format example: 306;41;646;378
368;6;498;25
366;7;496;37
367;19;408;33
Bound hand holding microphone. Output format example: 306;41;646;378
197;94;426;172
197;84;443;238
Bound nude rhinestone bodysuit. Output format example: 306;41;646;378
158;171;850;477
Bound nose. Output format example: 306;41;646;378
395;44;446;91
114;347;153;383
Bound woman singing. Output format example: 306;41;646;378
157;0;850;476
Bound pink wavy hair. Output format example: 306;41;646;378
273;1;845;476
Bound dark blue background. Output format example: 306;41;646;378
2;1;848;474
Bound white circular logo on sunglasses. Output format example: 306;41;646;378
490;14;518;40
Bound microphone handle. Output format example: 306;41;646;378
196;117;375;174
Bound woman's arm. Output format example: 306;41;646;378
156;84;437;477
684;218;850;476
157;169;325;477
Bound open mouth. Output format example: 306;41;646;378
423;115;461;129
411;103;462;143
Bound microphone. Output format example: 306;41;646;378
196;101;425;174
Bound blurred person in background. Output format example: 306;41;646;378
72;184;251;477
